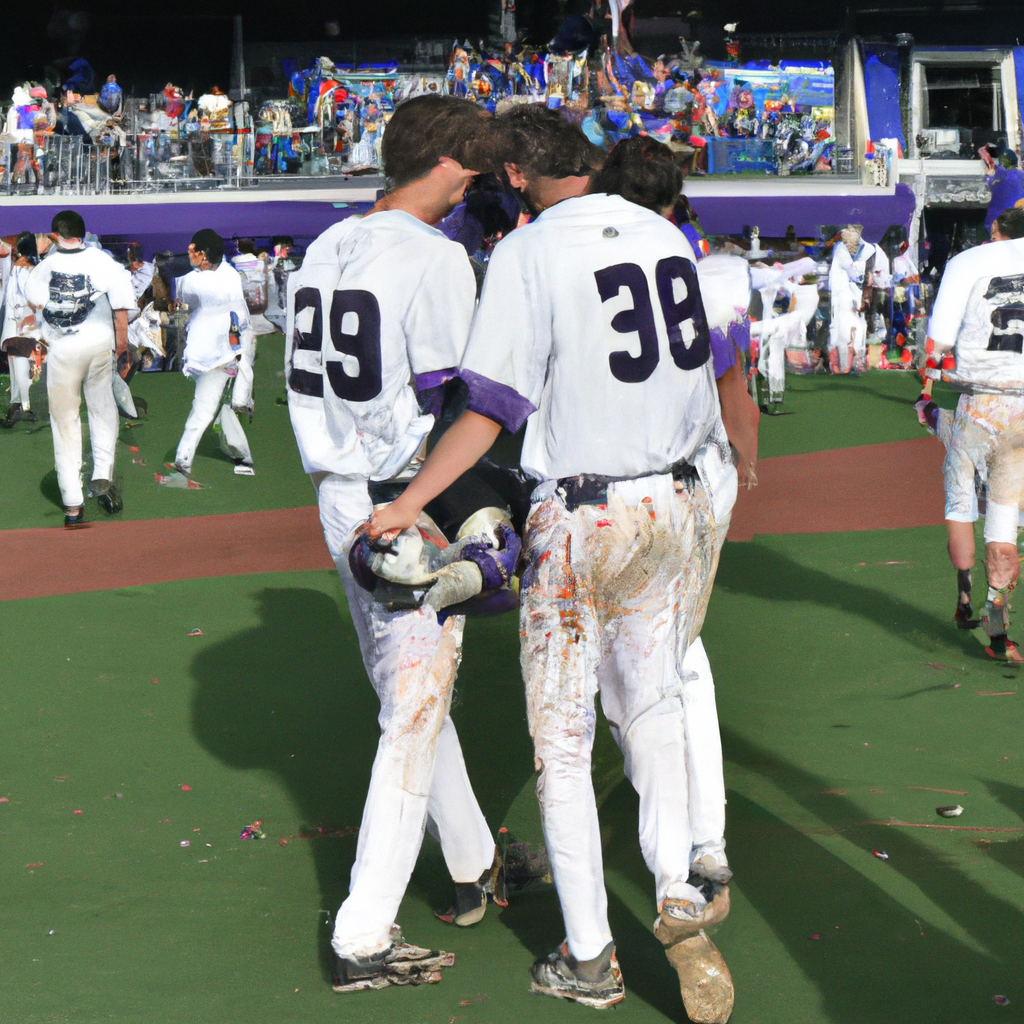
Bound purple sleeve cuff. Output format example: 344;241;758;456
415;367;459;392
709;326;736;380
459;368;536;433
728;317;751;354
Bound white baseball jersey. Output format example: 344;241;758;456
2;265;42;343
929;237;1024;392
287;210;475;480
696;255;751;332
25;245;135;347
460;192;721;481
178;261;251;377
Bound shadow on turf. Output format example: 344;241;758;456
723;727;1024;1020
40;469;62;510
718;541;981;659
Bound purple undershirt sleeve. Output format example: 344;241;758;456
459;368;537;433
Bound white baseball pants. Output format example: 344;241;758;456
174;366;252;473
317;474;494;958
521;471;718;963
9;355;33;409
230;329;256;413
46;335;119;509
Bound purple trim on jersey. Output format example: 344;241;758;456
415;367;459;392
460;369;536;433
709;327;735;380
729;318;751;354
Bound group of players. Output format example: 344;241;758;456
283;95;757;1021
0;216;259;525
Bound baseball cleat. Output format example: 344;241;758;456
172;461;191;478
94;481;123;515
984;637;1024;662
529;940;625;1009
655;898;734;1023
63;506;85;528
691;850;733;885
435;850;507;926
233;461;255;476
1;404;23;428
954;602;980;630
331;941;454;992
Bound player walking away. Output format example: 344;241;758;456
919;206;1024;657
368;110;736;1022
1;232;43;427
25;210;133;527
285;95;504;993
924;205;1024;661
171;229;254;479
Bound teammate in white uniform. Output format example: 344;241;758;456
286;95;500;993
828;225;876;373
172;230;254;478
926;205;1024;660
25;210;133;526
1;232;43;427
369;108;736;1022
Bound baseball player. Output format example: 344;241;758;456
924;205;1024;661
285;95;502;993
592;135;756;894
25;210;134;526
171;229;254;478
1;232;43;427
369;109;736;1022
828;225;876;373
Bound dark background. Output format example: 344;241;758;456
2;1;1024;98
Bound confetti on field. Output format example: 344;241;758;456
994;995;1010;1006
180;841;190;847
180;785;191;791
909;786;967;795
977;691;1016;696
187;628;203;637
872;850;889;860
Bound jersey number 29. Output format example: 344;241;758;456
594;257;710;383
291;287;383;402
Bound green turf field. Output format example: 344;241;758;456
0;364;1021;1023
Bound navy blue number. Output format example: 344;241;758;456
594;263;660;383
325;289;383;402
289;286;324;398
595;258;708;382
987;304;1024;353
655;255;710;370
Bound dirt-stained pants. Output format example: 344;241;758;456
521;470;718;963
317;473;494;957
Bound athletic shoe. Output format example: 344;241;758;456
173;461;191;478
529;940;625;1009
984;636;1024;662
1;404;23;428
435;850;507;927
233;461;255;476
331;941;454;992
94;481;123;515
954;602;980;630
21;409;36;423
690;850;733;885
655;899;734;1024
64;506;85;528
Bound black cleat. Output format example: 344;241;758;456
64;506;85;528
1;404;23;428
954;602;980;630
94;481;123;515
331;941;454;992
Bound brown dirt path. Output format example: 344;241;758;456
727;435;945;542
0;436;946;601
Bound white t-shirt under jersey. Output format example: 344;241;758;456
286;210;475;480
929;237;1024;392
460;192;722;481
25;244;135;347
178;260;251;377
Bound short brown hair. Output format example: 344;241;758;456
382;95;491;188
493;104;602;181
591;136;683;213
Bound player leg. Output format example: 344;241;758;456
230;327;256;418
214;404;254;474
82;340;123;515
174;367;231;475
598;475;733;1024
982;432;1024;661
941;418;982;629
316;474;492;986
10;356;34;417
45;341;89;521
520;493;623;1008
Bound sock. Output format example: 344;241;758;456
957;568;972;606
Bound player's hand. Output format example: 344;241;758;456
367;496;420;540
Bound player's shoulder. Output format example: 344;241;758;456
945;239;1023;283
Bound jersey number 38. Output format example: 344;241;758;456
594;256;710;383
